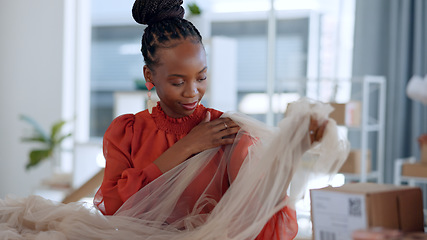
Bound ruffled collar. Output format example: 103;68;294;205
151;102;207;135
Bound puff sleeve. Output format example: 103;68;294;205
94;114;163;215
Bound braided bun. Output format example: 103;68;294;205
132;0;185;25
133;0;203;68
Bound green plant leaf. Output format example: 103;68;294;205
187;3;202;15
21;136;50;144
20;115;49;142
54;133;72;145
21;116;73;170
26;149;52;170
51;120;66;141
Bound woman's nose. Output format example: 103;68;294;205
183;82;198;97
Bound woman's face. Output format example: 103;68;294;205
144;39;207;118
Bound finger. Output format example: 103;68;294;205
315;120;328;142
224;119;240;129
210;131;237;147
218;134;239;145
222;133;238;139
309;117;318;143
221;121;241;134
309;116;318;131
217;118;241;131
213;118;233;130
219;125;240;139
215;120;229;131
204;111;211;122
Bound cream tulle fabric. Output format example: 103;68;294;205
0;98;349;240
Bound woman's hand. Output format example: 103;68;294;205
181;112;241;154
308;117;328;144
153;112;240;173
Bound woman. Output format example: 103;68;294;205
93;0;329;239
0;1;348;239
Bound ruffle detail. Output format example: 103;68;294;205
150;102;207;135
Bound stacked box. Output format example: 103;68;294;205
310;183;424;240
329;101;361;126
402;135;427;177
421;142;427;163
339;149;371;174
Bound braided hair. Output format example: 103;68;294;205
132;0;203;69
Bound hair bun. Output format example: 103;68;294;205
132;0;185;25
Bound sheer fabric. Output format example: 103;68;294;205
93;103;224;215
0;98;349;240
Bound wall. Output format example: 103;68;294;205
0;1;65;198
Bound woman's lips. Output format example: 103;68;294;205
181;101;198;110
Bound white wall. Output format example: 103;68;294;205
0;1;65;198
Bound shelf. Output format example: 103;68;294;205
395;157;427;185
400;176;427;184
339;76;386;183
343;171;380;182
346;124;382;132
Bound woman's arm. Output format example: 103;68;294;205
95;114;164;215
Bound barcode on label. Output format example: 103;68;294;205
320;230;336;240
348;198;362;216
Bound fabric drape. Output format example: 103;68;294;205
0;99;349;240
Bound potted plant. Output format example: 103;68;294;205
187;2;202;16
186;2;210;38
20;115;72;172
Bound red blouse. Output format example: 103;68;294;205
94;103;297;239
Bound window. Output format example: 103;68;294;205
87;0;355;137
90;26;144;137
212;18;309;124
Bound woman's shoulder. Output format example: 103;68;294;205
105;110;151;137
109;114;135;128
111;109;152;123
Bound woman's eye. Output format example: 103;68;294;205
172;82;184;86
198;76;207;82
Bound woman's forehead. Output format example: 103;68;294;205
156;40;206;68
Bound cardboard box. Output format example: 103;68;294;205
352;228;402;240
403;232;427;240
352;230;427;240
419;134;427;163
402;162;427;178
339;149;371;174
329;101;361;126
310;183;424;240
421;144;427;163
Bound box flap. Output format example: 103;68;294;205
315;183;415;194
368;191;399;228
399;188;424;232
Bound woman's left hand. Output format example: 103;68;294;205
308;117;328;144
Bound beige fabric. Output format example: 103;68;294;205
0;98;349;240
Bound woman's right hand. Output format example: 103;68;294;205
153;112;240;173
181;111;241;155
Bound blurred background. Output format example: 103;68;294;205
0;0;426;238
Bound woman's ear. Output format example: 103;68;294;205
143;65;153;85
